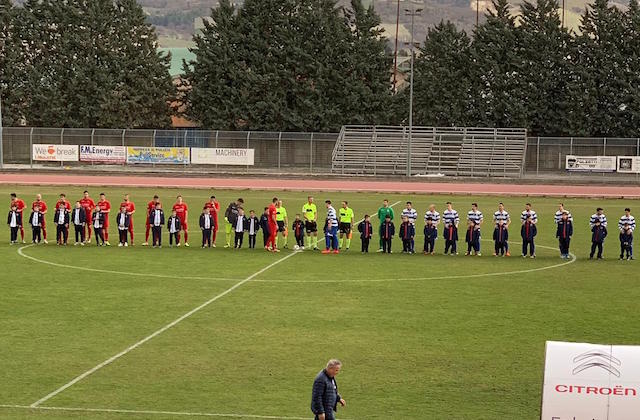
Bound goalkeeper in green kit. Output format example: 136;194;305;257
377;199;394;252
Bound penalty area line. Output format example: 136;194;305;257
28;250;300;408
0;404;315;419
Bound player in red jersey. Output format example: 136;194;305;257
120;194;136;245
54;193;72;241
142;195;160;246
10;193;26;243
172;195;189;247
97;193;112;245
55;193;72;211
267;197;279;252
79;190;95;242
203;195;220;247
32;194;49;243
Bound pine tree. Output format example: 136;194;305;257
409;21;472;127
468;0;527;128
575;0;627;136
517;0;576;136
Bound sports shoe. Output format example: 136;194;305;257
493;252;497;256
321;249;331;254
465;251;470;256
74;242;78;246
477;253;482;257
333;250;340;254
43;239;48;244
212;244;216;248
283;244;288;249
376;248;384;253
272;248;281;253
505;251;511;257
124;242;128;247
185;243;190;247
177;243;181;247
105;241;111;246
118;243;123;247
530;254;535;258
22;240;26;244
80;242;85;246
142;242;149;246
224;244;230;248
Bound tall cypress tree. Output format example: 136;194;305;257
409;21;472;127
621;0;640;136
0;0;21;125
14;0;174;128
182;0;391;132
575;0;627;136
517;0;576;136
468;0;527;128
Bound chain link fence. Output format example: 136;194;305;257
526;137;640;178
2;127;640;179
0;127;338;173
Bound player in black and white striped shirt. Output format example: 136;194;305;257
618;208;635;260
493;203;511;256
520;203;538;225
589;208;607;228
554;203;573;224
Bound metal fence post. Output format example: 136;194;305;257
536;137;540;176
30;128;34;169
152;129;157;148
60;128;65;168
121;129;125;147
310;133;314;174
277;132;282;170
603;137;607;155
184;130;189;172
215;130;219;170
246;131;251;173
569;137;573;155
91;129;95;167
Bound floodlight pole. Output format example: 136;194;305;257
405;7;422;177
392;0;400;92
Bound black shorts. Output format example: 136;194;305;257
339;222;352;234
305;221;317;233
277;221;286;232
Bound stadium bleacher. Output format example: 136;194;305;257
332;125;527;178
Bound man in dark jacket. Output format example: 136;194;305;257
224;198;244;248
311;359;346;420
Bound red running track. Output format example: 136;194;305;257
1;173;639;198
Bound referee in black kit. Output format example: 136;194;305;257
311;359;346;420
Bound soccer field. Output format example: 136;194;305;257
1;185;639;420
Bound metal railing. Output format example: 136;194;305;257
2;127;640;179
526;137;640;177
0;127;338;173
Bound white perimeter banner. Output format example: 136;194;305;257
617;156;640;174
79;145;126;164
541;341;640;420
191;148;255;166
565;155;617;172
32;144;79;162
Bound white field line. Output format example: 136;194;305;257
0;404;315;419
26;201;400;407
29;250;300;408
17;245;240;282
251;241;576;283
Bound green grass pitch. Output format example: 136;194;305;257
1;185;638;420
